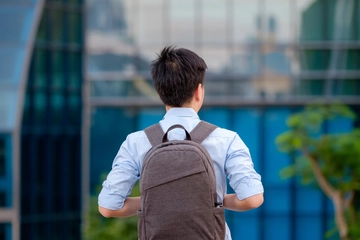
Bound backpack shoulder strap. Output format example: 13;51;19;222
145;121;217;146
144;123;164;147
190;121;217;144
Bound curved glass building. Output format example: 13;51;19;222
0;0;83;239
0;0;46;239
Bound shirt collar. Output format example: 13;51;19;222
163;108;199;119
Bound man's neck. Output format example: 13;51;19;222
165;105;200;113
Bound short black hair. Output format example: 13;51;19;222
151;46;207;107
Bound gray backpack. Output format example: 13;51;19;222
138;121;226;240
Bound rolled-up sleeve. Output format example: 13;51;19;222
98;136;140;210
225;134;264;200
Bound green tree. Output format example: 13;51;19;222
276;102;360;240
83;176;140;240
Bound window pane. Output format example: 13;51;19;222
297;0;356;41
91;80;130;97
230;215;260;240
34;50;47;88
0;90;19;130
68;93;81;126
296;217;322;240
0;47;25;83
296;79;324;96
22;93;31;125
357;1;360;41
169;0;195;45
202;0;227;45
69;53;81;90
233;1;259;44
265;0;292;43
255;50;293;99
202;47;230;74
264;216;291;239
263;50;292;75
50;91;64;124
87;0;128;35
88;53;136;74
67;0;82;4
138;0;164;44
346;49;360;70
228;46;261;76
299;49;330;71
300;49;360;71
0;223;11;240
0;138;5;176
334;79;360;96
50;8;65;43
0;135;11;208
36;9;48;43
136;47;158;70
0;191;6;207
328;0;356;41
52;51;64;89
0;6;33;44
33;91;47;125
297;0;326;41
1;0;33;2
67;10;82;44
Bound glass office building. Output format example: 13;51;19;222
0;0;84;239
0;0;359;239
20;0;84;239
0;1;44;239
86;0;360;240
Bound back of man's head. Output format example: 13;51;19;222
151;46;207;107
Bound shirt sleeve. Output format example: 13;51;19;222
98;136;140;210
225;133;264;200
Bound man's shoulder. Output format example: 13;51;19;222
126;129;147;141
211;126;237;139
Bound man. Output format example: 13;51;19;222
98;46;264;239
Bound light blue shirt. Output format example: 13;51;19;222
98;108;264;240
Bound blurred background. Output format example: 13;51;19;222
0;0;359;239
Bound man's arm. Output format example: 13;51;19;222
98;133;145;218
223;193;263;211
225;133;264;211
99;197;141;218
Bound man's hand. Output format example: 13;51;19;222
99;197;141;218
223;193;263;211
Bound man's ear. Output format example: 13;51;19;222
194;84;203;101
